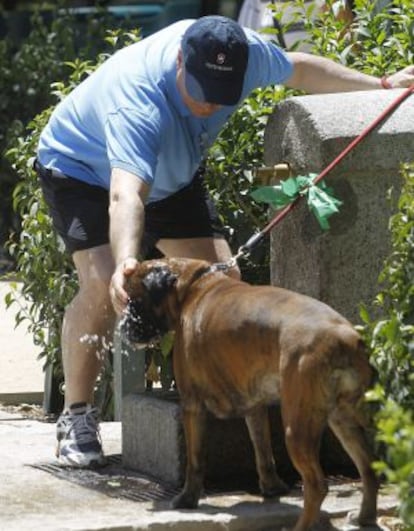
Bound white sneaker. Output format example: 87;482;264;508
56;402;106;468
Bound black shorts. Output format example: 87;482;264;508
34;160;225;258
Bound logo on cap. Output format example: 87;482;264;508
217;53;226;65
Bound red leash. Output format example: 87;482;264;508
236;85;414;257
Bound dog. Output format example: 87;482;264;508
123;257;378;531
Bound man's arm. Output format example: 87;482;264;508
285;51;414;93
109;167;150;314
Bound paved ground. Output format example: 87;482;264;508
0;409;403;531
0;280;44;405
0;280;404;531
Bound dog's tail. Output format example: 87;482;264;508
327;333;376;430
332;334;372;391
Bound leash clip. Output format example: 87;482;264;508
209;232;265;273
209;259;237;273
237;232;265;259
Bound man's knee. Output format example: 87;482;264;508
73;245;114;301
77;276;112;304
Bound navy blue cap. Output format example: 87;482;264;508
181;16;249;106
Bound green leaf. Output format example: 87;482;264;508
160;331;175;358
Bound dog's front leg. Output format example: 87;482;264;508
171;405;207;509
245;406;290;497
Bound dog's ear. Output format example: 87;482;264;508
142;266;177;306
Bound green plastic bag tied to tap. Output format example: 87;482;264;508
251;173;343;230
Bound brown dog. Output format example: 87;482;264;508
124;257;378;531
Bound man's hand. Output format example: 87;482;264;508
110;257;139;315
386;66;414;89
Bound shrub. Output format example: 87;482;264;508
1;2;96;370
274;0;413;74
363;164;414;526
0;5;78;264
362;164;414;409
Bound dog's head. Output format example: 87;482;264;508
120;263;177;344
120;258;212;345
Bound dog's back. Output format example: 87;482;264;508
175;274;372;417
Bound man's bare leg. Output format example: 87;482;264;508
56;244;116;467
62;244;116;407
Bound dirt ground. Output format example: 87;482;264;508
0;402;55;422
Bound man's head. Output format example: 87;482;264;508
181;16;249;107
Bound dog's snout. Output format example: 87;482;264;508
120;297;169;344
120;298;145;343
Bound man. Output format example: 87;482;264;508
35;15;414;468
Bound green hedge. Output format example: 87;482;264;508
363;164;414;527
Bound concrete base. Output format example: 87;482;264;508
122;392;355;489
263;90;414;322
122;392;187;486
122;392;261;488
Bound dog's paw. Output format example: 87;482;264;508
261;478;290;498
171;492;199;510
346;510;378;529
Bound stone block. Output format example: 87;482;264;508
263;90;414;321
112;325;146;421
122;392;353;488
122;392;185;485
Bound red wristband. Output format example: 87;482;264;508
381;76;392;89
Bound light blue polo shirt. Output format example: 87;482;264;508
38;19;293;204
